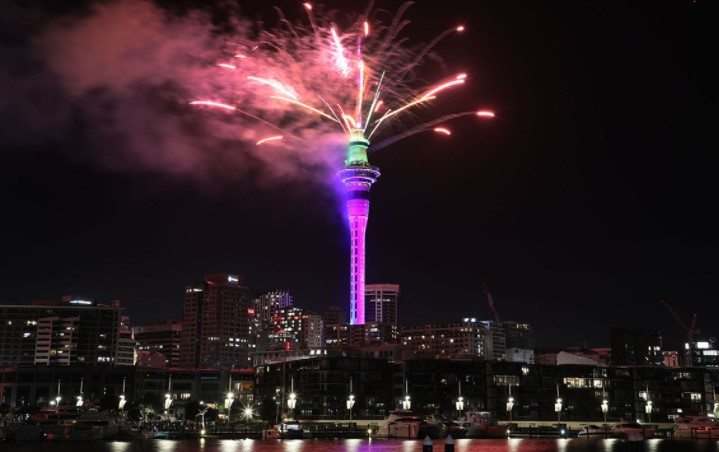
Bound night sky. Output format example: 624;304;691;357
1;0;716;348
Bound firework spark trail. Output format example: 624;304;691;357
371;111;491;151
190;1;494;160
256;135;283;145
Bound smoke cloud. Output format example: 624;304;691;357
0;0;344;187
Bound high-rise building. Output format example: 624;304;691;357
252;291;294;352
503;321;534;364
263;306;324;351
133;321;182;367
115;315;135;366
338;131;380;325
180;273;252;369
0;297;125;366
480;320;507;361
365;284;400;325
610;328;663;366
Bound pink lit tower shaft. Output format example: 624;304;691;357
338;130;380;325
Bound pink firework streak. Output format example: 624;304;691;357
190;2;495;152
256;135;284;146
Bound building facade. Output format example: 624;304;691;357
365;284;400;325
0;297;126;366
133;321;182;368
180;274;252;369
611;328;663;366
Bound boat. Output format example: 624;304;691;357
612;422;655;440
278;420;304;439
458;411;506;438
577;424;612;437
378;411;422;438
425;413;463;438
673;415;719;439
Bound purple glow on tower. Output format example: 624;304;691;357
338;142;380;325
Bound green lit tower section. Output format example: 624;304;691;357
337;130;380;325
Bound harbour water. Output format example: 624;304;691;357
4;438;719;452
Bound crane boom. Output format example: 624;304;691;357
482;282;502;323
660;299;690;332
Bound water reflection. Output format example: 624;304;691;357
156;439;177;452
507;438;522;452
282;439;304;452
110;442;130;452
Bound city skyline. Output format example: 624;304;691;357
0;0;716;350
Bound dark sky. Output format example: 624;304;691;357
1;0;717;348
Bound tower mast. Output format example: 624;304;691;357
338;130;380;325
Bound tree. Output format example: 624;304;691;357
258;396;278;423
184;400;201;420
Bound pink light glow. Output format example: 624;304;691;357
217;63;236;70
246;76;299;100
433;127;451;135
255;135;283;145
374;100;384;113
233;54;246;59
303;2;312;10
189;100;236;111
456;25;465;32
363;21;370;37
476;110;495;118
456;73;467;80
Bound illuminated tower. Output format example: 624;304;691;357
337;131;380;325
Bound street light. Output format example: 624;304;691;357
118;377;127;410
347;376;355;421
244;406;254;420
644;385;652;423
224;391;235;410
601;399;609;423
76;377;84;407
555;382;563;423
506;384;514;422
402;378;411;411
456;380;464;415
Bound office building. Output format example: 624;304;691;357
133;320;182;367
180;273;252;369
365;284;400;325
321;305;346;327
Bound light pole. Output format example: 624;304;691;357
554;383;563;424
601;380;609;424
401;379;411;411
287;377;297;418
224;374;235;412
455;380;464;417
118;377;127;410
164;375;173;419
506;384;514;422
644;384;652;423
346;376;355;421
243;406;254;420
76;377;84;407
53;379;62;407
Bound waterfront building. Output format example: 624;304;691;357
133;320;182;367
0;297;126;366
180;273;252;369
503;321;535;363
685;338;719;368
365;284;400;325
325;322;398;347
610;327;663;366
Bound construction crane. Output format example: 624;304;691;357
482;282;502;323
660;299;699;366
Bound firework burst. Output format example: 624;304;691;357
191;2;494;157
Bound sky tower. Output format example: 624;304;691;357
338;130;380;325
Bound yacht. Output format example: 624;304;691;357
577;424;612;437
